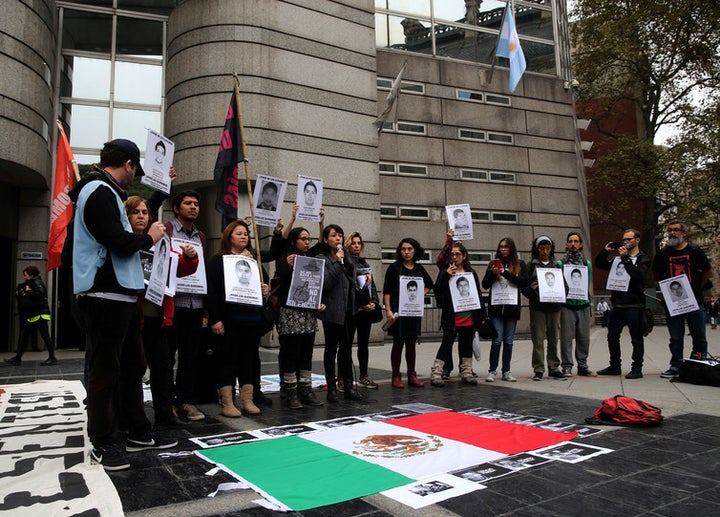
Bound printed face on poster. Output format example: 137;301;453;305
490;277;518;305
144;235;172;306
253;174;287;227
398;276;424;317
445;203;473;241
659;274;699;317
449;272;481;312
296;175;323;222
171;237;207;295
223;255;263;306
536;268;565;303
287;255;324;309
141;129;174;194
563;264;588;301
605;257;632;292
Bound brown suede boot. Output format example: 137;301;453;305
218;385;241;418
241;384;261;415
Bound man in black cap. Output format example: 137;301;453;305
70;138;177;471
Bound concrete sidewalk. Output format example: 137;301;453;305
363;324;720;418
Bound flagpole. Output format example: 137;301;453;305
232;74;264;285
485;2;509;85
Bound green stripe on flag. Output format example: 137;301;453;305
200;435;413;510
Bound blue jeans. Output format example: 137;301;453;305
665;308;707;368
489;317;517;373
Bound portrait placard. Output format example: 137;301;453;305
223;255;263;306
537;268;565;303
296;174;323;222
141;129;174;194
449;272;481;311
398;276;424;317
171;238;207;295
445;203;473;241
253;174;287;227
563;264;588;301
605;257;632;292
287;255;324;309
659;274;699;317
490;278;518;305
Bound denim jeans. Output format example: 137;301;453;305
489;317;517;373
665;308;707;368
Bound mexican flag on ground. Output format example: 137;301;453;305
199;411;577;511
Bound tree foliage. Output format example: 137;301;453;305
571;0;720;254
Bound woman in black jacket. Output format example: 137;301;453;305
6;266;56;365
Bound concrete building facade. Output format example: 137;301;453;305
0;0;587;349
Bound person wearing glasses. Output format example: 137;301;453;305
651;221;712;379
594;229;651;379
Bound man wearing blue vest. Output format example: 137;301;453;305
72;139;177;471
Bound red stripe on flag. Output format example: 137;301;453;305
47;122;75;271
387;411;577;455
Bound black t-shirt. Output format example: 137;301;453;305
652;244;711;302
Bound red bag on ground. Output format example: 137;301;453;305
586;395;663;426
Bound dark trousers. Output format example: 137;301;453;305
216;323;263;387
346;312;372;378
279;332;315;376
607;307;645;370
436;326;473;361
79;297;151;447
323;320;354;387
142;315;174;421
17;317;54;358
166;307;204;404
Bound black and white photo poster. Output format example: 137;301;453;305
296;175;323;222
145;235;172;306
490;277;518;306
398;276;424;317
445;203;473;241
141;129;174;194
449;272;481;311
605;257;631;292
563;264;588;301
253;174;287;227
536;268;565;303
171;237;207;295
659;274;699;317
287;256;324;309
223;255;263;306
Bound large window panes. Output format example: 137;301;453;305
62;10;112;53
117;17;163;57
374;0;431;18
375;14;433;53
434;0;506;27
112;108;161;145
67;105;110;149
115;61;162;104
69;57;111;101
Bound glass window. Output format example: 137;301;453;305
375;0;431;18
381;206;398;218
398;164;428;176
487;132;513;144
62;10;112;53
376;14;433;54
112;108;161;150
73;153;100;167
68;105;109;148
468;252;493;263
379;162;396;174
67;57;111;101
492;212;518;223
116;17;163;57
459;129;485;141
461;169;488;181
489;171;516;183
457;89;483;102
114;61;163;104
397;122;426;135
434;0;507;27
399;207;430;219
485;93;511;106
471;211;490;222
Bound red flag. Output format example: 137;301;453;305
47;121;76;271
213;92;242;224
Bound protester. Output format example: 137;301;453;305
345;231;381;389
431;243;486;386
383;238;434;388
207;220;269;417
482;238;526;382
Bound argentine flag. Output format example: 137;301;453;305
496;8;527;93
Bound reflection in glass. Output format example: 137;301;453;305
376;14;433;54
434;0;507;26
115;62;163;104
69;57;111;101
375;0;431;18
74;153;100;168
68;105;109;149
62;10;112;53
116;17;163;57
112;109;161;151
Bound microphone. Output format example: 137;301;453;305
336;244;344;264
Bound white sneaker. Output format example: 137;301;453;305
502;371;517;382
485;371;496;383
